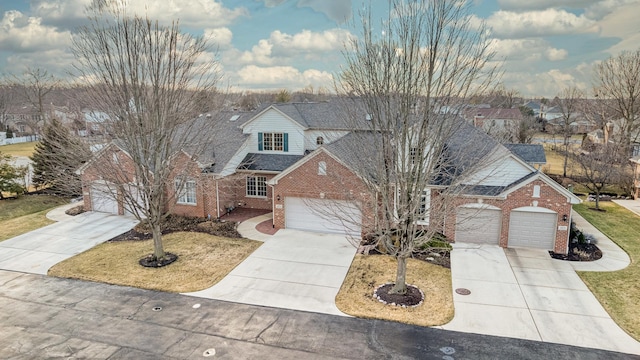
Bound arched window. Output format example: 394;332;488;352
316;136;324;145
318;161;327;175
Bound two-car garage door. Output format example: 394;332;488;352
454;205;558;250
284;197;362;236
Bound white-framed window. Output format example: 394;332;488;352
246;176;267;197
532;185;541;198
316;136;324;145
318;161;327;175
176;179;197;204
417;189;431;224
263;132;284;151
410;147;419;164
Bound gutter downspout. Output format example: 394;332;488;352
269;182;275;228
215;179;220;220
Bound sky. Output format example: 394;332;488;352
0;0;638;98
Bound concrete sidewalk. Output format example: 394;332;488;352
613;199;640;217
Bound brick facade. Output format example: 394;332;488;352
271;151;374;233
431;178;572;254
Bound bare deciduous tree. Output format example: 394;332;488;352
13;67;60;134
572;143;624;210
72;0;222;263
338;0;496;295
555;87;584;177
594;49;640;150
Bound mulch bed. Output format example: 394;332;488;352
374;283;424;307
109;215;242;242
549;243;603;261
139;253;178;268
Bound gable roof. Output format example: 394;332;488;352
241;101;372;131
504;144;547;165
463;107;523;120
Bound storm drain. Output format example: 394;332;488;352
455;288;471;295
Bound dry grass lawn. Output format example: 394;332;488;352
0;142;38;157
0;195;68;241
49;232;261;293
541;145;579;177
574;202;640;340
336;255;453;326
0;210;56;241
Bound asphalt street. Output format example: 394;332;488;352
1;270;638;359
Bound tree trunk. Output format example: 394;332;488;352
152;223;165;260
563;143;568;178
389;255;408;295
594;189;600;210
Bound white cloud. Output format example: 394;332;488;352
0;10;72;52
297;0;353;24
585;0;638;20
32;0;248;28
236;28;353;65
204;27;233;49
596;1;640;54
484;9;599;38
489;38;568;62
4;48;75;76
236;65;334;89
501;66;592;97
496;0;599;11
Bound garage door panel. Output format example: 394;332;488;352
285;198;361;236
455;208;501;244
508;211;556;249
90;183;119;214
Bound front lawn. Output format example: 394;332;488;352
0;142;38;157
573;201;640;340
0;195;69;241
48;232;262;293
336;255;454;326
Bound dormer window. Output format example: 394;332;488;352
316;136;324;145
258;132;288;152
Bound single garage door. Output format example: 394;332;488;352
90;183;119;214
508;208;557;249
455;207;502;244
284;197;362;236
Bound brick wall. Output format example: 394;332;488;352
272;151;374;233
431;179;572;254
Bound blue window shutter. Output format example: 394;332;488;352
283;133;288;152
258;132;263;151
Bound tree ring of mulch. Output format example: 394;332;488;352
373;282;424;308
139;253;178;268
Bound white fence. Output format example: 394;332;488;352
0;135;39;146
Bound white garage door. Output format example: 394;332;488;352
124;185;146;218
284;197;362;236
508;209;557;250
455;207;502;244
90;183;119;214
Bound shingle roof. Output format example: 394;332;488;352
504;144;546;164
237;153;305;172
271;101;372;130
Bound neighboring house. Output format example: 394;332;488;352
523;101;563;122
631;156;640;199
463;107;523;133
79;101;580;254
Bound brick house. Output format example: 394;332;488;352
79;101;579;254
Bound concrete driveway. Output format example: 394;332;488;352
185;228;357;316
0;211;138;274
441;243;640;355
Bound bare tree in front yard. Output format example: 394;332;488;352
71;0;222;264
12;67;61;134
338;0;497;295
